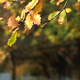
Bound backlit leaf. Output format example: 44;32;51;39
0;0;6;3
65;8;72;13
3;0;10;9
21;9;26;20
30;11;41;25
25;0;39;12
78;0;80;2
7;16;19;33
48;11;59;20
25;12;33;29
59;11;66;18
33;0;44;14
7;32;17;47
25;11;41;29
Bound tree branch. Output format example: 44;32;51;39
41;0;68;27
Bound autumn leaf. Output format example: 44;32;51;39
78;0;80;2
58;17;65;24
7;16;19;33
25;12;33;29
58;8;71;24
65;8;72;13
25;11;41;29
25;0;39;12
30;11;41;25
16;16;21;21
48;11;59;20
33;0;44;14
7;32;17;47
21;0;44;29
3;0;10;9
21;9;26;20
0;0;6;3
56;0;64;6
24;0;43;29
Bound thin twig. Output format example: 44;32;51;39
41;0;68;27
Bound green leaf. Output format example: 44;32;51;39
7;32;17;47
59;12;66;18
48;11;59;20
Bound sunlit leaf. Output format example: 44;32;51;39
16;16;21;21
48;11;59;20
59;11;66;18
7;16;19;33
25;11;41;29
58;17;65;24
3;0;10;9
78;0;80;2
31;11;41;25
33;0;44;14
25;12;33;29
21;9;26;20
7;32;17;47
25;0;39;12
65;8;72;13
0;0;6;3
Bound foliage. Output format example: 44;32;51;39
0;0;79;46
0;0;80;77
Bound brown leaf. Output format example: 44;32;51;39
30;11;41;25
25;11;41;29
3;0;10;9
58;17;65;24
7;16;19;32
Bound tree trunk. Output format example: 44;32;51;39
11;52;16;80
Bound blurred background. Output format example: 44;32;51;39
0;0;80;80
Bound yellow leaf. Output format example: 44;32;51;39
48;11;59;20
21;9;26;20
65;8;72;13
25;0;39;12
25;11;41;29
33;0;44;14
25;12;33;29
24;0;43;29
78;0;80;2
30;11;41;25
16;16;20;21
0;0;6;3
